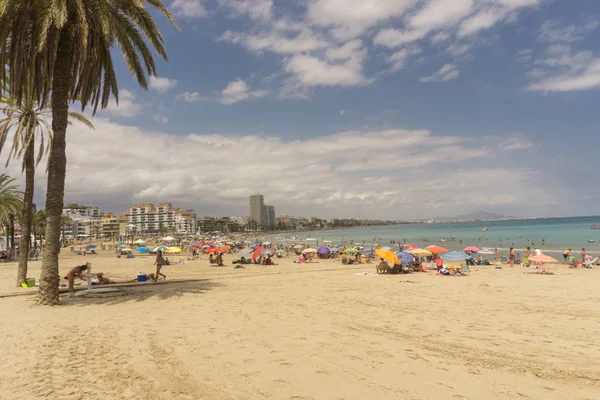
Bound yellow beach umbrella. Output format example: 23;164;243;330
165;247;182;253
407;248;432;257
375;248;401;265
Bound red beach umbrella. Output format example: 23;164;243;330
425;245;448;254
253;246;264;260
404;244;418;249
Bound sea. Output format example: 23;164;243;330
265;216;600;255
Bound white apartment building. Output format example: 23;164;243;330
125;203;197;234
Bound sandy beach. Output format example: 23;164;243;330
1;250;599;400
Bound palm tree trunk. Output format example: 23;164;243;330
39;27;73;306
10;215;15;254
16;141;35;286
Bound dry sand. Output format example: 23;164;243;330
0;250;599;400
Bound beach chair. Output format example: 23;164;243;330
582;257;598;268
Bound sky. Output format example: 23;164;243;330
4;0;600;220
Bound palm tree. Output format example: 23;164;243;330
32;209;47;249
0;1;179;305
0;79;93;287
60;215;72;245
0;174;22;255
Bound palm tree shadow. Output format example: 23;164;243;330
58;279;223;306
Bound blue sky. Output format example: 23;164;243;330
7;0;600;219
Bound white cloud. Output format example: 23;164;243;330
149;76;178;93
284;51;370;87
171;0;207;18
528;58;600;92
153;114;169;124
420;64;459;83
103;89;143;118
220;79;267;104
9;118;540;219
217;0;272;21
528;42;600;92
219;28;329;54
538;19;599;43
386;47;421;71
307;0;417;40
176;91;203;102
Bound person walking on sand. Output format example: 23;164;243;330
495;248;499;262
581;248;586;262
154;250;166;282
509;247;515;267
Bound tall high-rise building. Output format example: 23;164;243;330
266;205;275;227
249;193;265;227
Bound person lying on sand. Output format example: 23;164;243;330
95;272;136;285
65;264;88;297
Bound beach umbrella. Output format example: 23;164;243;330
375;249;401;265
336;244;345;248
161;236;176;242
302;248;317;254
478;248;495;255
153;245;170;252
165;247;182;253
404;244;418;250
344;248;361;255
441;251;469;260
263;242;272;246
261;248;276;255
528;254;558;263
293;244;304;249
317;246;331;254
276;249;286;256
206;248;226;254
407;248;432;257
425;245;448;254
395;251;415;265
136;247;149;253
253;246;264;260
86;244;96;249
120;248;133;252
463;246;481;252
238;248;253;257
134;239;145;244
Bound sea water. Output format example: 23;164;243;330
268;216;600;254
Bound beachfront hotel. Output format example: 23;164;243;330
123;203;197;234
249;193;267;228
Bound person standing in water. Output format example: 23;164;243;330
154;251;167;282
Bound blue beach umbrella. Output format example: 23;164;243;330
261;248;276;255
86;244;96;249
441;251;469;260
395;251;415;265
136;247;149;253
238;248;253;257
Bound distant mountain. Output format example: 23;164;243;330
433;211;514;221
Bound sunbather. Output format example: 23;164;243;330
95;273;136;285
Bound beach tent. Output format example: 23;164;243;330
136;247;149;253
